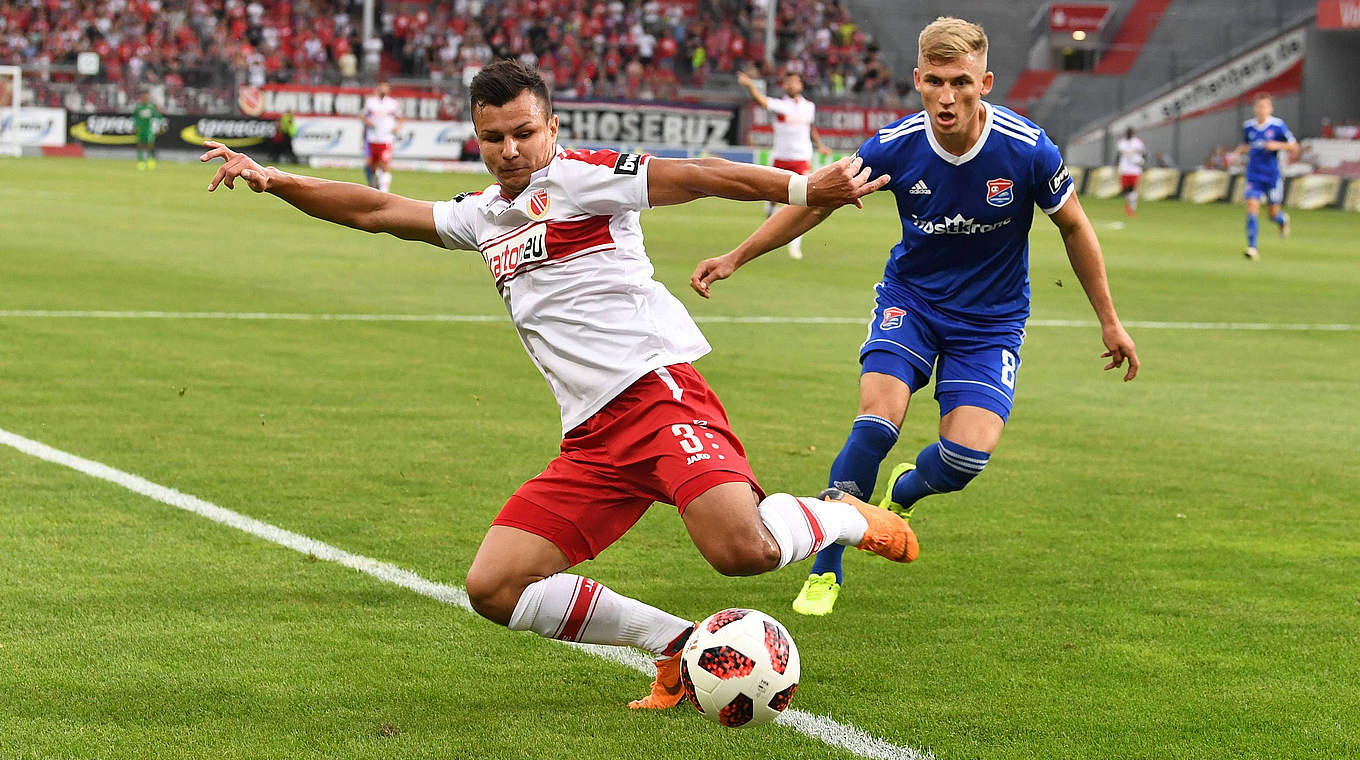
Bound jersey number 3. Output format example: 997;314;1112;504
672;424;705;454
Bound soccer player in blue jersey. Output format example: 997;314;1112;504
1232;92;1298;260
691;16;1140;615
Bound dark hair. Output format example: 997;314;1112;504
469;59;551;115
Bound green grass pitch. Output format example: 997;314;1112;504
1;156;1358;759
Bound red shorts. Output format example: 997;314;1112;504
1120;173;1141;191
773;158;811;175
367;142;393;164
493;363;765;565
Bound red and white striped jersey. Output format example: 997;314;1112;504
767;96;817;163
363;95;402;143
432;147;711;434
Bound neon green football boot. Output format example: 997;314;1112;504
792;572;841;616
878;462;918;520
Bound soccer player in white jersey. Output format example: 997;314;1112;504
738;69;832;259
362;81;404;192
694;18;1139;616
1116;127;1146;217
199;60;911;710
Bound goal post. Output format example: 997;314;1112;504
0;65;21;156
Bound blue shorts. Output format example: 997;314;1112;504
860;282;1024;421
1244;177;1284;205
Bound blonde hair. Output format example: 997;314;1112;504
918;17;988;66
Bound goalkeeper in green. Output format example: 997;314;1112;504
132;92;162;170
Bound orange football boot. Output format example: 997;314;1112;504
819;487;919;563
628;649;686;709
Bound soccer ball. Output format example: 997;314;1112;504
679;608;800;728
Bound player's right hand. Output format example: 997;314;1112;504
807;155;890;209
690;254;739;299
200;140;272;193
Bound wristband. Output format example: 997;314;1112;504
787;173;809;206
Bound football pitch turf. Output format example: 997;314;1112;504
2;156;1357;759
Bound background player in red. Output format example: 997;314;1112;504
362;81;404;192
199;60;911;710
738;68;832;259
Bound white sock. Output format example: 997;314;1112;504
757;492;868;569
1128;191;1138;210
788;235;803;259
507;574;693;655
377;169;392;192
764;201;776;217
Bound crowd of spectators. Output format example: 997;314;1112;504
381;0;898;104
1;0;906;107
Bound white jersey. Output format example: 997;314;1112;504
766;96;816;163
432;147;711;433
363;95;402;143
1117;136;1146;176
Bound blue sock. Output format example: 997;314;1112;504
364;165;376;187
1271;212;1287;228
891;437;990;507
1246;213;1259;248
809;415;899;583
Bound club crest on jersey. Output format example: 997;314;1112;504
986;178;1014;207
880;307;907;330
527;189;551;219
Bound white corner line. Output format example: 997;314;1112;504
0;426;933;760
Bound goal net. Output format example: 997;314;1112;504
0;65;21;156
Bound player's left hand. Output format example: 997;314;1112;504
807;155;890;209
1100;322;1139;381
690;253;739;299
818;145;833;157
200;140;272;193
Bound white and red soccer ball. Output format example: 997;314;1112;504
680;608;800;728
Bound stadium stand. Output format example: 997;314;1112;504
2;0;892;112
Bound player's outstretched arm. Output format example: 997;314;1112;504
736;71;770;109
1047;193;1140;381
690;205;832;298
648;155;888;209
199;141;442;247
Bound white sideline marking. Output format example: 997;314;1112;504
1;309;1357;332
0;426;933;760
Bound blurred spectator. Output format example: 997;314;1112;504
2;0;882;111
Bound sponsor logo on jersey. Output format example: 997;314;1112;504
614;152;641;175
685;452;712;466
986;178;1014;207
484;225;548;281
1049;160;1071;196
910;214;1013;235
909;179;931;195
880;306;907;330
527;189;551;219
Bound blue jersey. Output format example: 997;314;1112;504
1242;117;1295;185
854;102;1073;323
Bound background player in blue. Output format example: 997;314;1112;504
1232;92;1298;260
691;16;1140;616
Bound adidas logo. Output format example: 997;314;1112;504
909;179;931;195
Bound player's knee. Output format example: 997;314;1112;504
704;537;781;576
464;568;518;626
707;549;780;577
